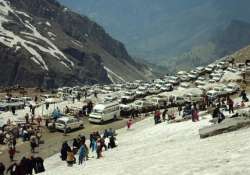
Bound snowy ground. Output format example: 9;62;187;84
40;108;250;175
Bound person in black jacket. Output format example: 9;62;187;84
7;163;18;175
25;157;34;175
108;136;117;149
33;157;45;174
0;162;5;175
60;142;70;161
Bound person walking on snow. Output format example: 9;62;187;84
78;143;86;165
162;109;168;122
191;104;199;122
227;97;234;114
127;118;133;129
154;110;161;124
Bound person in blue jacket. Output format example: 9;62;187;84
78;143;86;165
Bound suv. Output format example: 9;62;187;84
55;117;84;133
132;100;154;112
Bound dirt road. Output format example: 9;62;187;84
0;116;146;167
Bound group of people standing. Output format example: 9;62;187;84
60;129;117;167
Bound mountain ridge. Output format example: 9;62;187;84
58;0;250;72
0;0;151;88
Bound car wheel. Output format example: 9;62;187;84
101;119;104;124
67;128;71;133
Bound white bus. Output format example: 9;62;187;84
89;102;120;124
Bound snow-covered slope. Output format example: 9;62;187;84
0;0;151;87
41;114;250;175
0;0;74;71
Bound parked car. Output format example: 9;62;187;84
179;82;190;88
160;84;173;92
173;96;186;105
104;95;117;102
207;90;219;100
180;75;191;82
150;97;167;108
131;100;154;112
184;93;203;103
224;83;240;94
213;85;228;96
168;76;180;85
121;91;136;103
55;117;84;133
195;80;206;86
188;73;198;80
148;87;161;94
196;66;205;75
205;64;215;73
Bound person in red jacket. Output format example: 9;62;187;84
127;118;133;129
154;110;161;124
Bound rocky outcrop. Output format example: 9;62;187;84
0;0;150;88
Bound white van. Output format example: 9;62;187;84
89;102;120;124
184;93;203;103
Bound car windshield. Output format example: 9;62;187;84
151;99;158;103
57;120;66;125
92;109;103;114
135;102;142;106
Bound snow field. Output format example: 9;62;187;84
40;112;250;175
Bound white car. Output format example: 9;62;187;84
180;75;191;82
213;86;228;96
55;117;84;132
168;76;180;85
131;100;154;112
205;64;215;73
207;90;219;100
197;77;205;81
150;97;167;108
217;61;229;70
180;82;190;88
148;87;160;94
212;76;221;82
160;84;173;92
224;83;240;94
104;95;117;102
171;96;186;105
188;73;198;80
195;80;206;86
208;79;216;84
121;91;135;101
196;67;205;74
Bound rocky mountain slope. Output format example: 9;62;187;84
59;0;250;72
0;0;151;88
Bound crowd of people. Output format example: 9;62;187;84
0;95;44;175
0;156;45;175
60;128;117;167
151;89;249;125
